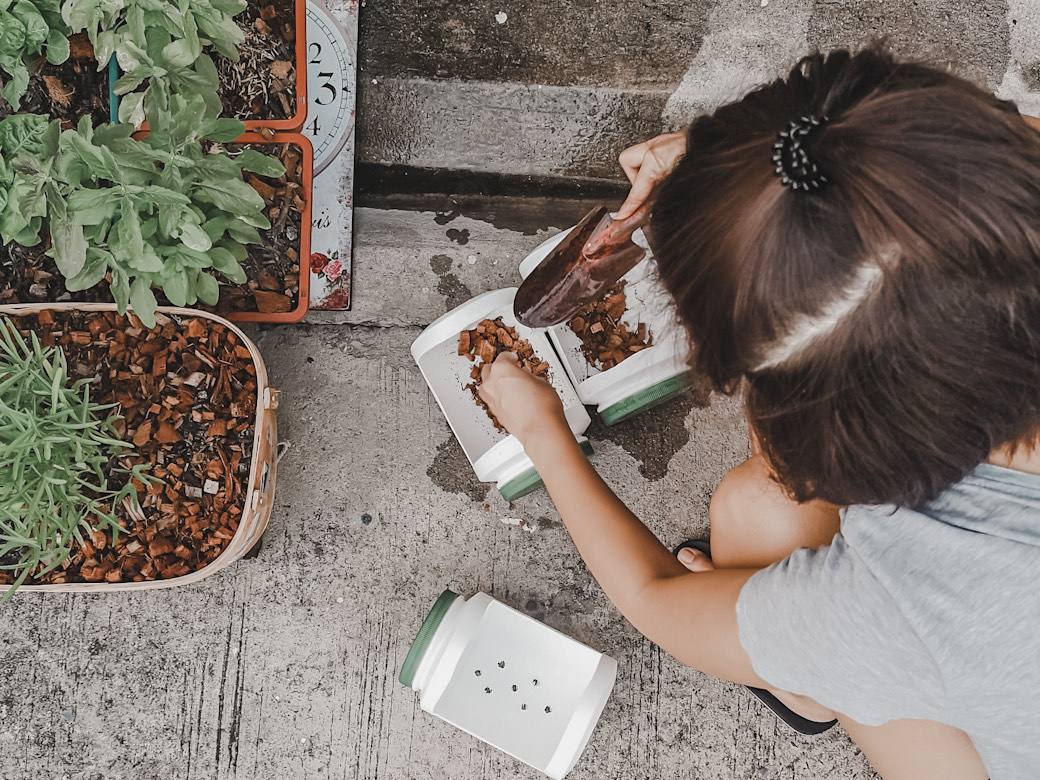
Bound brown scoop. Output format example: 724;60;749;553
513;199;653;328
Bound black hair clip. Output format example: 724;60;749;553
772;115;829;191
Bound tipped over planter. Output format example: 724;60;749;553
0;303;279;594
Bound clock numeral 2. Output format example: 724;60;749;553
309;41;322;64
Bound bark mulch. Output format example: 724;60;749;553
0;309;257;586
567;282;653;370
459;317;550;432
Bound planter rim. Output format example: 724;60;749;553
242;0;308;132
127;130;313;323
225;131;314;324
0;303;278;593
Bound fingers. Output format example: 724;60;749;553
676;547;715;573
479;350;519;387
615;132;687;221
618;140;650;184
615;168;657;221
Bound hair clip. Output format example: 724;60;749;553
772;115;829;191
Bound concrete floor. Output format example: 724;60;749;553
6;1;1040;778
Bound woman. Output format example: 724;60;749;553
478;47;1040;779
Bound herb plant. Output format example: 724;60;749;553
0;112;50;246
61;0;246;126
0;317;150;600
1;94;284;326
0;0;71;108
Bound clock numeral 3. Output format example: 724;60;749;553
316;72;337;105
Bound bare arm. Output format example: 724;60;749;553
479;354;770;685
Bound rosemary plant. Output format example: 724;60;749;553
0;317;148;599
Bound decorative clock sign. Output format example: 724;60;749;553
304;0;358;312
304;0;357;175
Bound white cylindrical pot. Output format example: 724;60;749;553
411;288;592;500
518;227;692;425
400;590;618;780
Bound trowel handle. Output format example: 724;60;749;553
582;196;654;260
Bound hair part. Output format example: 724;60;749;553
652;44;1040;507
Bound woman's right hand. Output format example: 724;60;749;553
477;353;569;447
615;131;687;220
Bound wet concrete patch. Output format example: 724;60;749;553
429;253;474;311
446;227;470;244
427;433;490;501
587;379;711;481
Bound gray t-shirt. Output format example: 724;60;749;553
736;463;1040;779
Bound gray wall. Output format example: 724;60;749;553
356;0;1040;182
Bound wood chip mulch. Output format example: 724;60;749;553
458;317;550;432
0;309;258;586
567;282;653;370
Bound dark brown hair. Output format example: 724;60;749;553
651;45;1040;507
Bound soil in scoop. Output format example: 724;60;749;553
0;34;110;127
0;309;257;586
216;0;297;122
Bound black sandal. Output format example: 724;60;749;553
673;538;838;736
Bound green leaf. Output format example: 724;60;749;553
162;269;189;306
223;218;261;244
69;195;117;226
129;278;157;327
193;178;265;214
161;36;197;68
198;117;244;143
234;149;285;178
63;248;110;292
196;270;219;305
117;90;146;128
176;221;211;251
127;244;164;274
118;198;144;256
0;60;29;108
45;29;69;64
50;217;87;278
110;270;131;313
208;246;245;284
10;3;47;52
